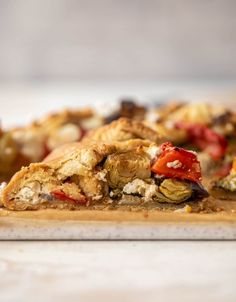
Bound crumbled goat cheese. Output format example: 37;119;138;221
123;179;159;201
123;179;145;195
166;160;182;169
96;170;107;182
229;178;236;191
146;145;162;159
16;182;42;205
18;187;35;200
219;175;236;192
145;184;160;200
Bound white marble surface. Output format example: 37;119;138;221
1;218;236;240
0;241;235;302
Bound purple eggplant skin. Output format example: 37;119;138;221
189;181;209;200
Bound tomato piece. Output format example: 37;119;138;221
215;162;232;178
151;142;202;182
51;189;87;205
175;122;227;160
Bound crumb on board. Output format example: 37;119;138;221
174;205;192;213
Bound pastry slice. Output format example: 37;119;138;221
0;108;104;182
145;102;234;177
2;139;208;210
210;157;236;200
82;117;162;143
11;108;104;162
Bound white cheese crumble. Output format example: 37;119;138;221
16;182;42;205
146;145;162;159
96;169;107;182
123;179;159;201
166;160;182;169
18;187;35;200
228;178;236;191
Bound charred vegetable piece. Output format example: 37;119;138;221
105;100;146;123
120;100;146;121
189;181;209;199
175;122;227;160
104;151;151;189
151;142;201;182
159;179;192;203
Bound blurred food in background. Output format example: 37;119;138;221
0;100;236;183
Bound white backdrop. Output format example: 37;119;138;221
0;0;236;81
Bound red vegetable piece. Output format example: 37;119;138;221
215;162;232;178
151;142;202;182
175;122;227;160
51;189;87;205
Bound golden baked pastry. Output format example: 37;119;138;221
11;108;104;161
0;108;104;181
2;139;208;210
83;118;162;143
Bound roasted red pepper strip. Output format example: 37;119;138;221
175;122;227;160
51;189;87;205
151;142;202;182
215;162;232;178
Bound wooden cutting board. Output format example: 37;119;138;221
1;198;236;240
